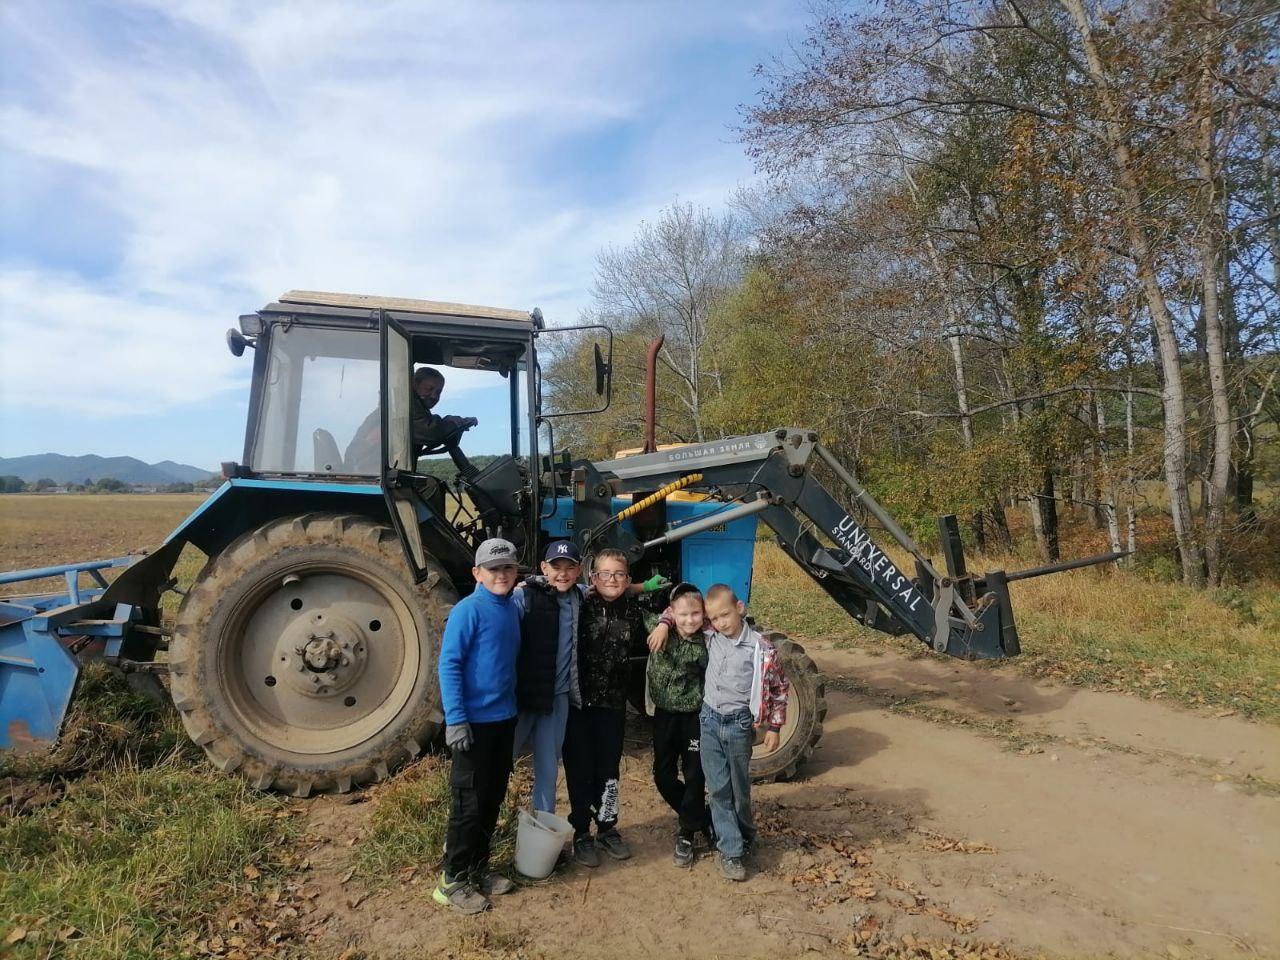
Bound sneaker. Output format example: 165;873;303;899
673;834;695;867
597;828;632;860
573;834;600;868
432;874;491;914
476;871;515;896
719;854;747;882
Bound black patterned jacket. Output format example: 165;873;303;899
576;592;657;711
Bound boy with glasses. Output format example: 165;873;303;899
562;549;662;866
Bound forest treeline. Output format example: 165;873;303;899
544;0;1278;587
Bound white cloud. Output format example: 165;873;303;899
0;267;247;416
0;1;790;439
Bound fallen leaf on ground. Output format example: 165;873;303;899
5;927;27;944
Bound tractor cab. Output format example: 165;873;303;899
225;291;611;590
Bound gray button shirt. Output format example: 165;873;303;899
703;622;757;714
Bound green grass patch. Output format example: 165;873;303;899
0;669;297;959
354;757;529;886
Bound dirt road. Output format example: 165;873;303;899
296;642;1280;959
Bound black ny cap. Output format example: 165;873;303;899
542;540;582;563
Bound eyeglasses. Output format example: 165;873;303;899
592;570;630;581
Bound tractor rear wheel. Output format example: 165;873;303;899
169;513;456;796
750;632;826;783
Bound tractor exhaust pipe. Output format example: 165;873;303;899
643;335;664;454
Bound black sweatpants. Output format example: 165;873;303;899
652;707;710;836
442;717;516;882
562;704;625;836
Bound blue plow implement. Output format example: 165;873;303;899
0;556;140;753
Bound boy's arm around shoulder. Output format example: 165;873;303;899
509;583;529;619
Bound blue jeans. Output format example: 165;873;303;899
513;692;570;813
699;703;756;858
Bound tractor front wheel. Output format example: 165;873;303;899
169;513;456;796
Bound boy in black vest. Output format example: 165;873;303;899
510;540;585;814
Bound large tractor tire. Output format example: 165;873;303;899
750;632;826;783
169;513;456;796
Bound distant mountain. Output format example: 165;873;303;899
0;454;218;486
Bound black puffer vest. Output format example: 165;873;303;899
516;580;562;714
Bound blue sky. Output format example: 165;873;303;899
0;0;806;469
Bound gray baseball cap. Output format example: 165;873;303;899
474;538;518;568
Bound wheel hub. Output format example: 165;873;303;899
277;611;369;698
302;634;342;671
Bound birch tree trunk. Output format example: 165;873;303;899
1195;24;1233;585
1125;369;1139;562
1096;393;1124;555
1058;0;1204;584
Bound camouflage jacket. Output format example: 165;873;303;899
646;632;708;714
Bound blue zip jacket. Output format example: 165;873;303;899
438;582;521;726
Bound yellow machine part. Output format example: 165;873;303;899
613;445;708;502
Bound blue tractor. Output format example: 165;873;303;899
1;291;1124;794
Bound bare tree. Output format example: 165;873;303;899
590;202;743;442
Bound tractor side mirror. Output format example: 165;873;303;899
594;342;611;396
536;323;613;419
226;328;252;357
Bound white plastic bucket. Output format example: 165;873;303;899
514;809;573;879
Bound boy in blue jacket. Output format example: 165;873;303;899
434;538;522;915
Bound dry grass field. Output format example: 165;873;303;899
751;539;1280;723
0;493;206;588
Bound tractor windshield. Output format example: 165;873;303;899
251;324;382;476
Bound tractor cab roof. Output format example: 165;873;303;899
248;290;538;374
254;290;541;333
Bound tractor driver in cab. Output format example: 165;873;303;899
343;366;478;472
410;366;478;458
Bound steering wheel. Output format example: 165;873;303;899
417;417;477;457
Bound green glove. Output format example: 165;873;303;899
641;574;671;593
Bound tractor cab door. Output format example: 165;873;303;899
379;313;431;580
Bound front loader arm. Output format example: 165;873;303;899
575;428;1004;659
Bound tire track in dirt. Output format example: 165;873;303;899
803;644;1280;958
